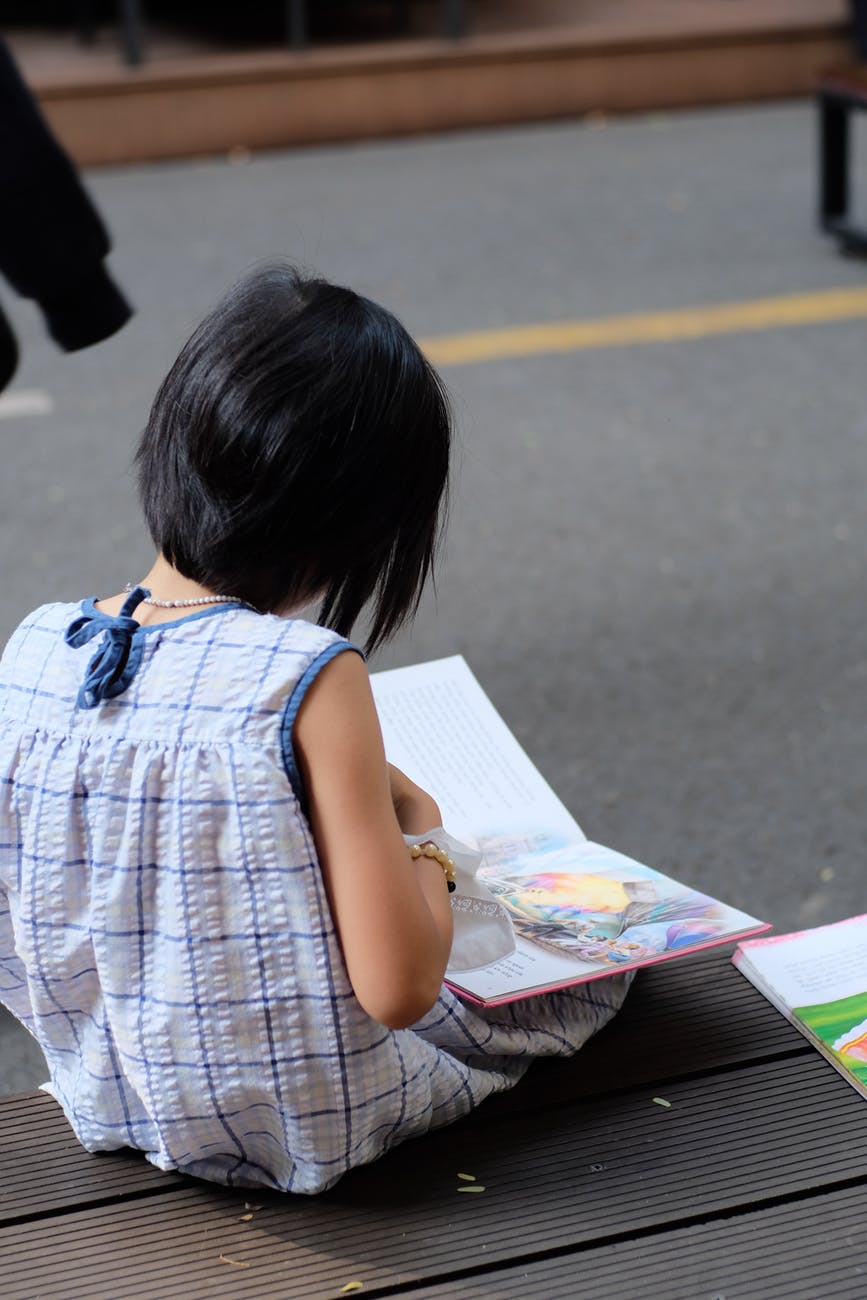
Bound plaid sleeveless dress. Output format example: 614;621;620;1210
0;594;629;1192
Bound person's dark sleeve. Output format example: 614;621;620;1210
0;38;132;351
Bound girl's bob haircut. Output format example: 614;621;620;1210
136;264;452;652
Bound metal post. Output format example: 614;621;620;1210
119;0;145;67
819;93;850;230
78;1;97;46
392;0;411;34
287;0;308;50
443;0;467;40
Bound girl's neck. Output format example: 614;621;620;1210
95;556;242;625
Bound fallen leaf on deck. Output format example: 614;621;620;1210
456;1185;486;1193
456;1172;476;1181
239;1213;254;1222
339;1284;364;1294
652;1097;672;1108
219;1254;250;1268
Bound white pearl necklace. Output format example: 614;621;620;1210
124;583;257;611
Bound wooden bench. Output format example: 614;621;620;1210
3;948;867;1297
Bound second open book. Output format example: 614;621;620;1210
371;655;767;1007
734;917;867;1100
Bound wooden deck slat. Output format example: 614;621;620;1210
487;947;805;1115
0;1091;181;1222
404;1182;867;1299
2;1053;865;1299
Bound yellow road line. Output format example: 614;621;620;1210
420;285;867;367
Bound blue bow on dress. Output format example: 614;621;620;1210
64;586;149;709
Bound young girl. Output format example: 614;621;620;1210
0;265;630;1194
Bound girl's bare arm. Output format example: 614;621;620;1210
293;651;453;1029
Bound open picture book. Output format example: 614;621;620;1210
734;916;867;1100
370;655;767;1007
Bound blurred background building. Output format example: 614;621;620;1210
3;1;853;165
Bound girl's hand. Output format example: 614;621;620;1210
293;651;453;1029
387;763;442;835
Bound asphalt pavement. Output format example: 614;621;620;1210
2;101;867;1092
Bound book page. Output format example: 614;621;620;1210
735;916;867;1099
450;934;596;1004
453;840;764;1004
371;656;584;841
736;915;867;1006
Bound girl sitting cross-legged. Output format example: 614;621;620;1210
0;264;631;1193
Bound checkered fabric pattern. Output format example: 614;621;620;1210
0;600;631;1193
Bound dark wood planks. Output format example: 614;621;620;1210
0;949;853;1300
2;1052;866;1299
0;1090;182;1223
407;1183;867;1299
485;946;805;1116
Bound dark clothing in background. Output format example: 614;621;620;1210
0;38;132;392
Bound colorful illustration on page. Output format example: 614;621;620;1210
795;991;867;1090
477;834;731;968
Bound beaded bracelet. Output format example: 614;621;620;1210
409;840;457;892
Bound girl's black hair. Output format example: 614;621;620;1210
136;264;451;652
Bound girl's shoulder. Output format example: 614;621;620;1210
13;597;85;628
135;609;361;719
187;608;355;661
1;598;85;658
207;610;362;696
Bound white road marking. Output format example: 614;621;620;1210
0;389;55;420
